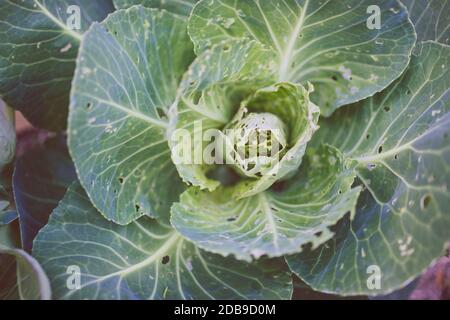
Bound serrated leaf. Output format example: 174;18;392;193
0;0;114;131
403;0;450;45
13;136;76;252
113;0;199;17
287;42;450;295
33;182;293;300
69;7;195;225
168;39;277;191
189;0;416;116
171;145;361;261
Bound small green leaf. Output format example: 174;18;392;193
33;182;293;300
0;225;51;300
189;0;416;116
0;103;15;169
0;0;114;131
114;0;199;17
168;39;276;191
69;6;195;224
172;145;361;261
287;42;450;295
13;136;76;252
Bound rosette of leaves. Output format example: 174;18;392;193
0;0;448;300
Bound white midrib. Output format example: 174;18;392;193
259;193;280;250
62;233;181;298
33;0;82;42
278;0;309;80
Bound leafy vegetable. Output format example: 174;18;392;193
0;0;449;301
0;0;114;131
33;182;293;299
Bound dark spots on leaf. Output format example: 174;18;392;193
223;44;230;51
378;145;383;154
420;194;432;211
384;105;390;112
135;204;141;212
367;163;376;170
394;154;398;160
162;256;170;265
156;107;165;118
315;231;323;237
86;102;92;110
366;134;370;140
338;189;342;194
331;75;338;81
406;89;411;95
118;177;124;184
227;217;236;222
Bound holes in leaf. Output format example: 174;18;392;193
156;107;165;119
383;106;391;112
118;177;124;184
420;194;432;211
394;154;398;160
162;256;170;265
378;145;383;154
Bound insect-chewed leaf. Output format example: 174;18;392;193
33;182;293;300
171;145;361;261
189;0;416;116
287;42;450;295
0;0;114;131
69;6;195;225
113;0;199;17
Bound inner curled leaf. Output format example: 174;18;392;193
224;112;288;178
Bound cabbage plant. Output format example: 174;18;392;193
0;0;449;300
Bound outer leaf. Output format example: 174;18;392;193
0;224;51;300
168;39;276;191
0;0;114;131
113;0;199;17
33;182;293;300
13;136;76;252
0;247;51;300
0;103;15;169
189;0;416;116
172;145;361;261
287;42;450;295
402;0;449;45
69;7;195;225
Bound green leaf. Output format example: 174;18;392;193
168;39;276;191
225;82;320;198
33;182;293;300
0;225;51;300
13;136;76;252
114;0;199;17
171;145;361;262
0;0;114;131
69;6;195;225
0;103;15;169
188;0;416;116
287;42;450;295
403;0;449;45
